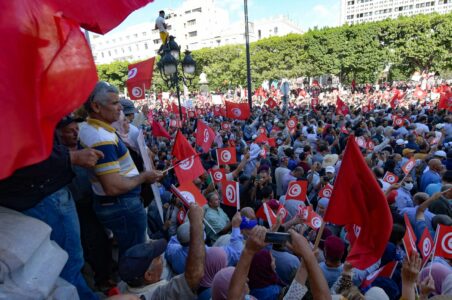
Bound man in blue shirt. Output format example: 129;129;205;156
420;159;443;192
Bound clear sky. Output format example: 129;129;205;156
111;0;341;34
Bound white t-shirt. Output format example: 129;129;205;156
415;123;429;136
155;16;167;32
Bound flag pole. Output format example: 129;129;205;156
313;222;326;250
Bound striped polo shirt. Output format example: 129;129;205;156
79;118;140;196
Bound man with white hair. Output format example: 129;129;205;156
80;81;163;257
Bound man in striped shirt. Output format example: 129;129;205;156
80;81;163;257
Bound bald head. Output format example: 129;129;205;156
429;159;443;173
240;207;256;220
413;192;429;206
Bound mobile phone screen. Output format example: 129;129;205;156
264;232;291;244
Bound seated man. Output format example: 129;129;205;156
204;192;231;244
165;212;243;275
118;204;205;299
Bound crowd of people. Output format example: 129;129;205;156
0;78;451;300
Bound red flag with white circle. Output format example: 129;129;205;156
217;147;237;165
174;155;205;184
176;180;207;206
127;57;155;100
195;120;215;153
402;214;418;258
318;183;334;199
209;168;226;183
383;171;399;184
221;180;240;209
285;180;308;201
433;224;452;259
417;227;434;263
402;158;416;175
286;117;298;133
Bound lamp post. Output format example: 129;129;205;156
157;36;196;121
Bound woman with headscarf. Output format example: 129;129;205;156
197;247;228;300
211;267;235;300
248;249;283;300
419;263;452;296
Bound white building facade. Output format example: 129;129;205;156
340;0;452;25
90;0;302;65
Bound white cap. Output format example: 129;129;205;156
325;166;335;174
434;150;447;158
436;123;445;129
396;139;408;146
251;134;257;140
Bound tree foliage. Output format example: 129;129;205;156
96;12;452;92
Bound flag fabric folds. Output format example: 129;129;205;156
324;136;393;269
174;155;205;184
196;120;215;153
0;0;98;180
172;131;197;161
152;120;171;139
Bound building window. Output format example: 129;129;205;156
189;31;197;37
108;51;111;56
142;32;147;36
187;19;196;26
128;46;132;52
258;29;261;39
144;43;149;50
134;33;138;38
153;39;160;44
192;7;202;13
114;49;118;54
126;35;130;39
185;10;191;14
121;48;124;53
274;27;278;34
101;52;104;58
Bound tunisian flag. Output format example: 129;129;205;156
177;181;207;206
55;0;153;34
0;0;99;180
225;101;250;120
174;155;205;184
336;96;350;115
127;57;155;100
324;136;392;269
196;120;215;153
172;131;196;161
222;181;240;209
433;224;452;259
216;147;237;165
151;120;171;139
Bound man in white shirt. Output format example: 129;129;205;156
155;10;168;45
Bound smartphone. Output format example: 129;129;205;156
265;232;291;244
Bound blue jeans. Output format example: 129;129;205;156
93;194;146;257
23;186;98;300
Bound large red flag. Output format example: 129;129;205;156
55;0;153;34
336;96;350;115
0;0;98;180
172;131;196;161
127;57;155;100
196;120;215;153
177;181;207;206
151;120;171;139
324;136;393;269
174;155;205;184
438;91;452;111
225;101;250;120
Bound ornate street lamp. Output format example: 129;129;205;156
157;36;196;121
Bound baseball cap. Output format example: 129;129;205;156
434;150;447;158
120;98;137;115
396;139;408;146
56;114;84;129
118;239;167;283
402;148;415;156
325;166;335;174
251;134;257;140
